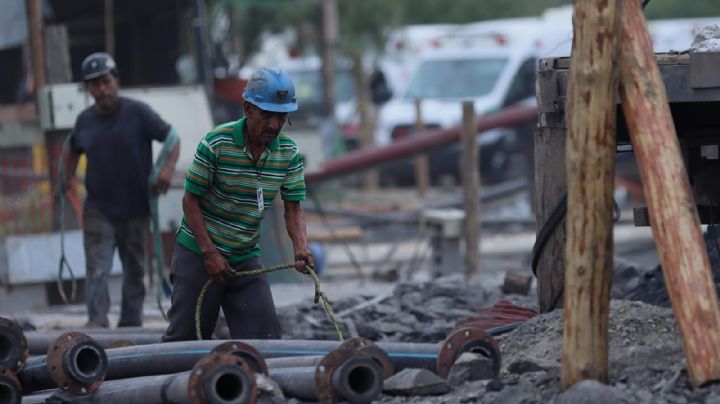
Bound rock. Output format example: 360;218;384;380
447;352;496;386
255;374;286;404
705;393;720;404
507;358;559;374
383;368;452;396
485;378;504;392
556;380;631;404
487;380;535;404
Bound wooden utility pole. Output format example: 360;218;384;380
321;0;338;121
43;25;76;231
25;0;45;93
354;54;379;190
414;99;430;197
561;0;620;390
618;0;720;387
104;0;115;56
461;101;480;277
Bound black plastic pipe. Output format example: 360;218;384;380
18;338;107;393
265;355;324;369
21;362;254;404
98;339;441;382
0;370;20;404
270;356;383;403
0;318;27;372
25;332;161;355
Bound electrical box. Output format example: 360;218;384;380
421;208;465;276
421;208;465;238
37;83;91;131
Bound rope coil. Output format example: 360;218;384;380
194;264;344;341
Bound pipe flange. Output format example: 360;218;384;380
46;332;107;395
0;367;21;404
337;337;394;379
211;341;269;376
0;318;28;373
188;353;257;404
315;344;356;404
436;327;501;379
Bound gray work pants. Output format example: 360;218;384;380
83;205;148;327
162;244;281;341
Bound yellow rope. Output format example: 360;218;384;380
195;264;344;341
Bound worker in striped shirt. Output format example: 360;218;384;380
162;68;314;341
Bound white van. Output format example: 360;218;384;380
375;21;558;184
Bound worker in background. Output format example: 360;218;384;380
63;52;180;328
162;67;313;341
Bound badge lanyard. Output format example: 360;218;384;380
251;151;268;213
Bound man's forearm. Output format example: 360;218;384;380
284;201;309;252
62;151;81;185
182;191;217;255
155;129;181;181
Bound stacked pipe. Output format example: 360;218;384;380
0;318;29;404
3;316;502;403
22;352;257;404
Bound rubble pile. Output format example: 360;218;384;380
277;276;516;342
378;300;720;404
619;228;720;307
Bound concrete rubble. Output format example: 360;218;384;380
277;275;513;342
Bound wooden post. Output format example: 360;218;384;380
25;0;45;93
353;54;379;190
534;126;567;312
618;0;720;387
43;25;77;230
561;0;620;390
414;99;430;197
534;58;569;313
43;25;71;84
321;0;338;121
104;0;115;56
461;101;480;277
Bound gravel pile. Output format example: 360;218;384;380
277;275;523;342
377;299;720;403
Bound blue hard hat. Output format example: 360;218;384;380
243;68;298;113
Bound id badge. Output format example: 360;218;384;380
257;186;264;212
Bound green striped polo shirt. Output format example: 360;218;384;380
177;117;306;263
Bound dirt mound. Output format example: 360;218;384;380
378;299;720;403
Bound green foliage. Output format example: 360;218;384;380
216;0;720;61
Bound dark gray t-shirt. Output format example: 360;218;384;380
71;97;170;220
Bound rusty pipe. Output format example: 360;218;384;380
306;104;537;183
18;332;108;395
0;318;28;372
21;353;256;404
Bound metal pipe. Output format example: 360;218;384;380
25;332;161;355
0;318;27;372
306;105;537;183
270;356;383;403
21;353;256;404
0;369;20;404
18;333;108;395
